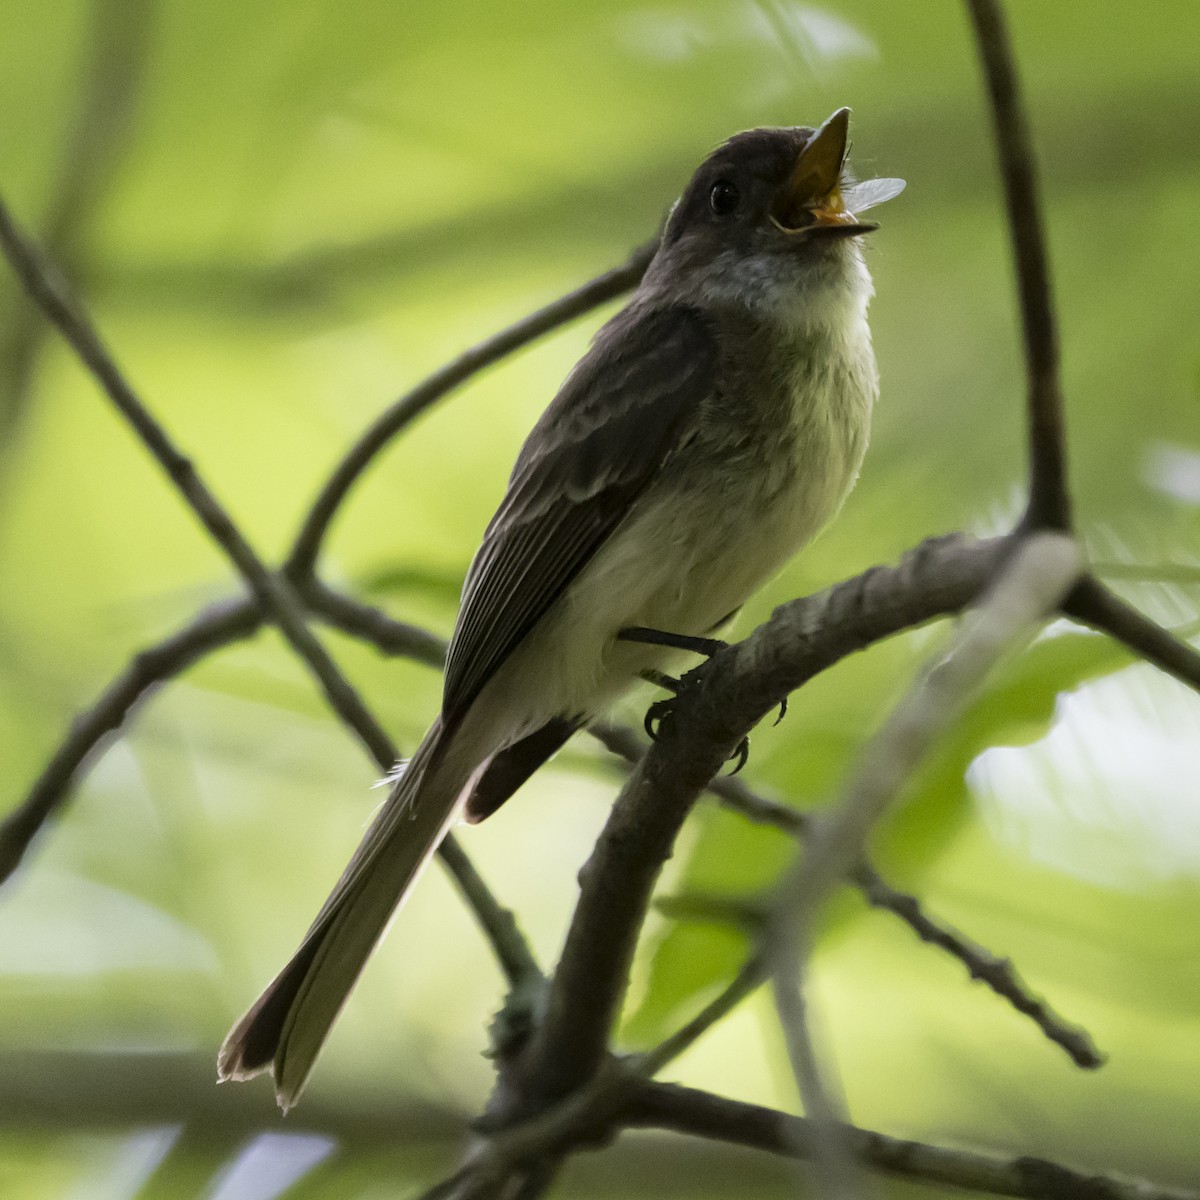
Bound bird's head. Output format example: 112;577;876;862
646;110;904;321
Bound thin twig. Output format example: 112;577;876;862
769;920;863;1200
301;576;448;667
850;862;1103;1067
0;202;539;988
592;717;1103;1070
0;596;261;884
967;0;1070;531
767;535;1080;1027
284;239;657;580
0;582;532;985
635;954;764;1076
627;1082;1200;1200
0;587;412;885
1065;575;1200;695
0;198;395;769
438;835;542;989
0;579;451;885
712;749;1101;1067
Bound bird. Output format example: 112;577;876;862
218;108;904;1110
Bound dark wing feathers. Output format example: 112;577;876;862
442;305;717;727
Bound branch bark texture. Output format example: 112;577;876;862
519;535;1010;1108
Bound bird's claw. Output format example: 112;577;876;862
644;696;676;741
632;637;779;769
728;736;751;775
640;669;682;741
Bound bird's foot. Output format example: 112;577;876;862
626;628;770;774
637;670;684;741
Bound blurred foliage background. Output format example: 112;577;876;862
2;0;1199;1196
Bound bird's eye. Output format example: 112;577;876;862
708;180;740;216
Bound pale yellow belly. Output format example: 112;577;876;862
480;444;854;743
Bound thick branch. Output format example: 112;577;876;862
967;0;1070;531
517;534;1011;1109
284;240;656;579
627;1082;1200;1200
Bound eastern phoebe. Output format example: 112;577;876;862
219;109;904;1109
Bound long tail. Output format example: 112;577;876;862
218;718;476;1110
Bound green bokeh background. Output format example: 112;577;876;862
2;1;1199;1196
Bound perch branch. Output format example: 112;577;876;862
516;534;1011;1111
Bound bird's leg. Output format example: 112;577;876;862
619;625;786;774
620;626;728;657
639;667;679;693
620;627;719;745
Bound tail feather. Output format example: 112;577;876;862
218;719;477;1110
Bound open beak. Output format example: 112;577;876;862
773;107;904;238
